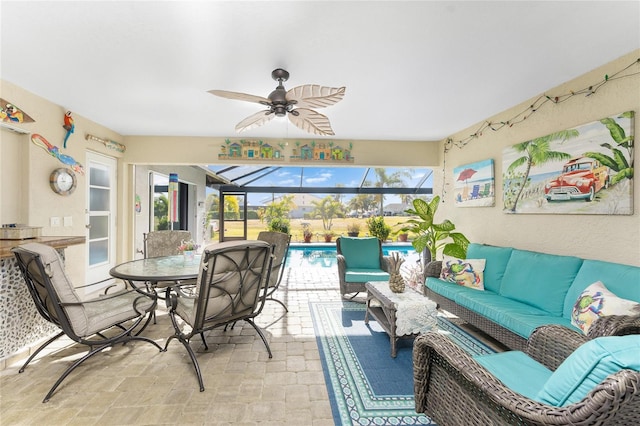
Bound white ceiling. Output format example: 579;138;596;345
2;1;638;142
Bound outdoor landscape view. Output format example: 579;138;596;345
154;167;434;243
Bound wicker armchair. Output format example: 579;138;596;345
413;326;640;425
336;236;389;299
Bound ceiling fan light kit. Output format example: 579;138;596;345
209;68;345;136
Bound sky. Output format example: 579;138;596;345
206;166;434;206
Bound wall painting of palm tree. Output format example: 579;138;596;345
454;159;495;207
503;111;634;215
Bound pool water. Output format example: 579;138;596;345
285;244;416;269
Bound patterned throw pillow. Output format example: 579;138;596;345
440;255;486;290
571;281;640;335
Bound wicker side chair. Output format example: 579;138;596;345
12;243;162;403
141;230;196;321
163;240;274;391
257;231;291;312
413;326;640;426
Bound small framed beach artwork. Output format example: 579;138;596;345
502;111;634;215
453;159;495;207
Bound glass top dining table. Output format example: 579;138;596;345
109;254;202;284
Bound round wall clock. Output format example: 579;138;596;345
50;168;77;195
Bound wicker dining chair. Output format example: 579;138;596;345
12;243;162;402
257;231;291;311
163;240;274;391
144;230;193;258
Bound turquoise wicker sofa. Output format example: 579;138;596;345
424;243;640;351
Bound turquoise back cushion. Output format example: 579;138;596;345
339;237;381;269
466;243;513;293
537;335;640;406
563;259;640;318
499;249;583;316
474;350;552;401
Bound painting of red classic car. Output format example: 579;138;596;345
544;157;609;202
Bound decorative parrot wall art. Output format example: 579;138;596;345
1;98;35;123
62;111;75;148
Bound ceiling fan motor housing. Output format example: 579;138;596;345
269;85;289;116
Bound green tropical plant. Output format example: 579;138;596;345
263;195;293;234
584;111;634;185
347;193;375;216
505;130;578;212
268;218;290;234
311;196;344;230
398;196;469;261
154;195;169;230
366;216;391;242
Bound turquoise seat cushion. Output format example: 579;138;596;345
454;290;574;338
498;313;575;339
340;237;381;269
500;249;583;316
454;287;540;318
474;351;552;400
537;335;640;406
466;244;513;293
345;269;389;283
563;259;640;318
426;277;472;301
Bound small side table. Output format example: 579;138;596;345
365;281;438;357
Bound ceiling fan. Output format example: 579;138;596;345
209;68;345;136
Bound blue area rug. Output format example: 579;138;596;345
310;301;496;425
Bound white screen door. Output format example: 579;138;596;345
86;152;117;284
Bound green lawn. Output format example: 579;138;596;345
220;216;412;243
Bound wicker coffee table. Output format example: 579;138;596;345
364;281;438;357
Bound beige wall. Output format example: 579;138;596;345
0;79;125;283
435;50;640;266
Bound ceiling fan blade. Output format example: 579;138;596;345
286;85;346;109
235;110;275;133
288;108;335;136
208;90;270;105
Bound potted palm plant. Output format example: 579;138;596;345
398;196;469;264
302;223;313;243
347;222;360;237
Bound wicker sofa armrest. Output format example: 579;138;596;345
336;254;347;284
587;314;640;339
526;325;588;371
380;255;390;272
423;260;442;278
413;332;640;426
526;317;640;371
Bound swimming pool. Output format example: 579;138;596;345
285;243;416;269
